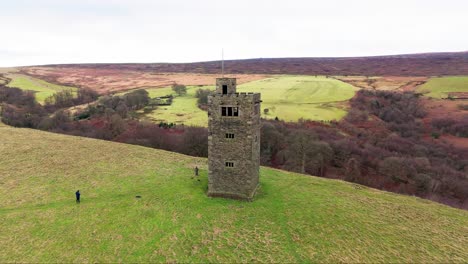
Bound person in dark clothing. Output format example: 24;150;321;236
193;166;200;181
75;190;80;203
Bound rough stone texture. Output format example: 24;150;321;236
207;78;261;200
215;78;237;94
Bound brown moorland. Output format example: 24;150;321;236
424;98;467;121
422;98;468;147
21;67;268;94
21;51;468;78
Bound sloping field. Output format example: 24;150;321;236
0;125;467;262
238;76;355;104
238;76;357;121
417;76;468;98
6;73;77;103
139;76;356;126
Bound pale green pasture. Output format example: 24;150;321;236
133;76;356;126
260;102;348;121
140;86;212;126
238;76;355;122
417;76;468;98
237;76;356;104
6;74;77;103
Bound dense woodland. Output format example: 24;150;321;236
1;81;467;208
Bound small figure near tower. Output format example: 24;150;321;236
75;190;80;203
193;166;200;181
207;78;261;200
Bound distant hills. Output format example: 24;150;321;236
36;51;468;76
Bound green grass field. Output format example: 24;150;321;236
238;76;356;121
140;86;212;126
417;76;468;98
0;125;467;262
6;74;77;103
134;76;357;126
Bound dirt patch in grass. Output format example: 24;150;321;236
335;76;428;91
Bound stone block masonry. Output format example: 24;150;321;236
207;78;261;200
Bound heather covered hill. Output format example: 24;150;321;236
0;125;467;262
23;51;468;77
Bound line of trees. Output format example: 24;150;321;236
432;117;468;138
44;88;99;109
0;84;207;156
0;85;99;127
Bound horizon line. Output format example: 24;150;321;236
2;50;467;68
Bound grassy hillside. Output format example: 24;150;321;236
417;76;468;98
0;125;467;262
135;76;356;126
6;73;77;103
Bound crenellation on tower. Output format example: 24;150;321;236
207;77;261;201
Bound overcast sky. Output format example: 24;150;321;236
1;0;467;67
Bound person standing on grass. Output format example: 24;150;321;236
194;166;200;181
75;190;80;203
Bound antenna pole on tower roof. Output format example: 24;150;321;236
221;48;224;77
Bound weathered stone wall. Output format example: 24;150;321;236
207;78;261;200
215;78;237;94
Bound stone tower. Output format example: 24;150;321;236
207;78;261;200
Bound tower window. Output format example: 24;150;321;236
225;162;234;167
222;85;228;94
226;133;235;139
221;107;239;117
